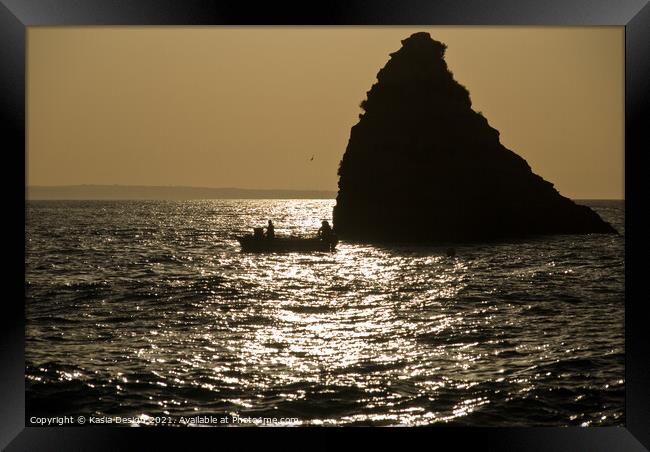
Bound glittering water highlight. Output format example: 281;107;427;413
26;200;624;426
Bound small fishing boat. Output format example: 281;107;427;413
237;234;338;252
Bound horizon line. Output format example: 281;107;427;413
25;184;623;202
27;184;336;191
25;184;624;197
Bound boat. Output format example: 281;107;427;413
237;234;338;252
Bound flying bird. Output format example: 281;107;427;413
310;155;315;161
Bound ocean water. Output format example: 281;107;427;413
25;199;624;426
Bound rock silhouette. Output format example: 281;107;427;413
333;32;617;242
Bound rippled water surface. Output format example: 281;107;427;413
26;200;624;426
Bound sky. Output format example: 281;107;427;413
27;27;624;199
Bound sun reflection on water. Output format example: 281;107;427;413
25;199;625;426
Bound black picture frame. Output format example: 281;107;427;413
3;0;649;450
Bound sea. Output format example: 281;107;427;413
25;199;624;426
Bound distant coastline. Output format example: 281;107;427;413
27;185;336;200
25;186;622;202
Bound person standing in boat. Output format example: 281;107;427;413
266;220;275;240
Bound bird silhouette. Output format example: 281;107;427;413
310;154;315;161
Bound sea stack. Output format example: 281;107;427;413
333;32;617;242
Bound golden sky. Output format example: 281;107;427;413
27;27;623;199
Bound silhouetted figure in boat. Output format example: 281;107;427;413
318;220;333;240
318;220;338;251
253;227;264;240
266;220;275;240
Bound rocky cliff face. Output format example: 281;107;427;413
333;32;617;242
